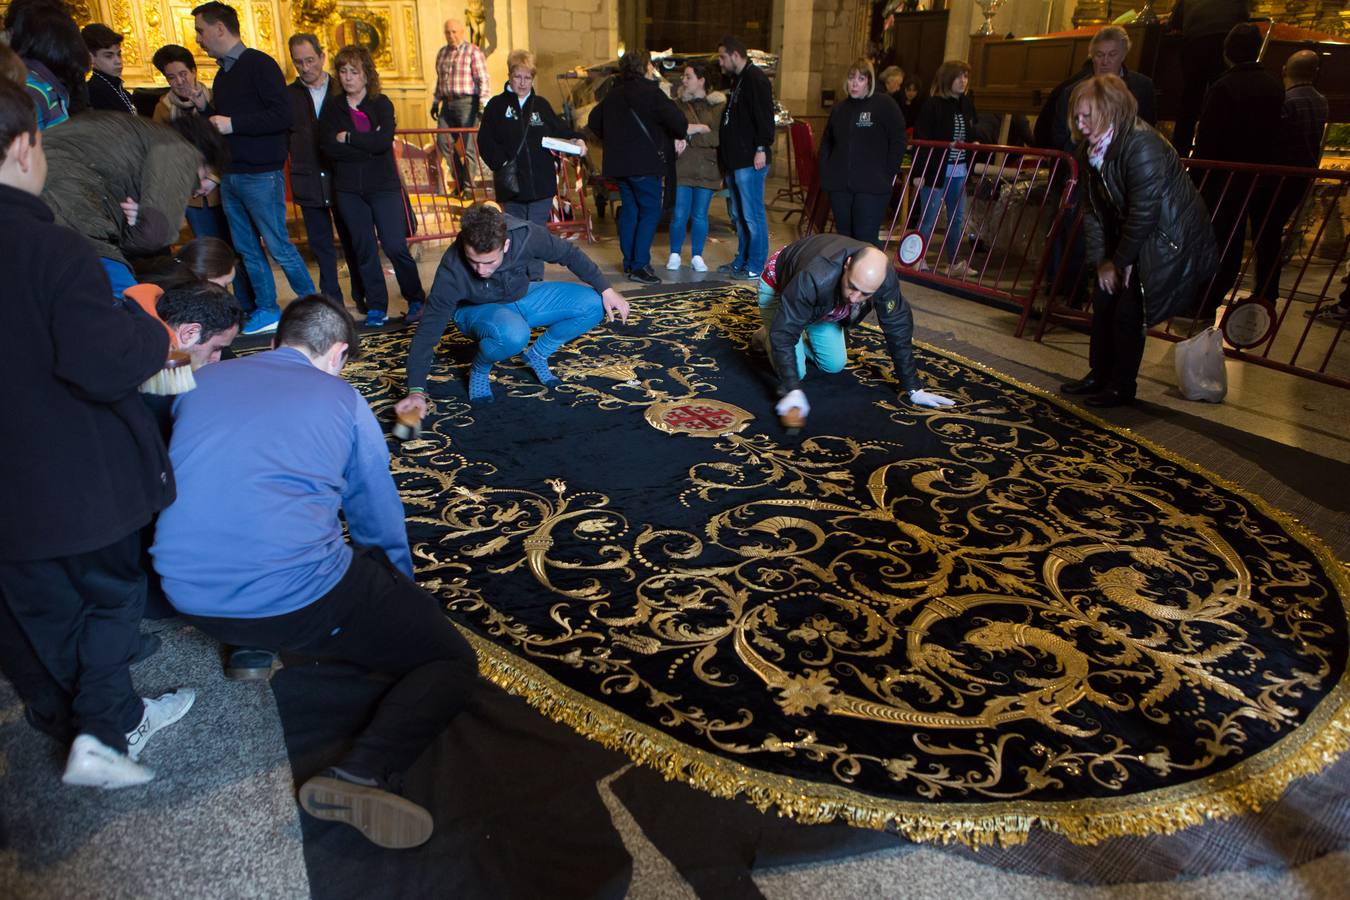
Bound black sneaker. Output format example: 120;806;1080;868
629;266;661;285
299;768;434;849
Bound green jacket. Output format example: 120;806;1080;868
40;112;201;267
674;92;724;191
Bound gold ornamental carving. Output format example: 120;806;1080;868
109;0;141;65
145;1;167;56
253;3;274;51
403;4;419;74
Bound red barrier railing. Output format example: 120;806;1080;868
1037;159;1349;388
391;127;595;245
803;139;1082;339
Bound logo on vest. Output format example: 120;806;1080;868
530;111;544;127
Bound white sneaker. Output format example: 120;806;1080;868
666;253;681;271
63;734;154;788
691;255;708;272
125;689;196;761
948;261;973;279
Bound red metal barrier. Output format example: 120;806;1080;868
820;139;1082;338
391;127;595;245
1037;159;1349;389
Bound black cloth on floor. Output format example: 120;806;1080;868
270;664;632;899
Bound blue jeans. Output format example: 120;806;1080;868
185;203;257;313
756;279;848;379
726;165;770;273
616;175;663;271
221;170;316;314
669;185;714;256
453;281;604;367
918;165;968;265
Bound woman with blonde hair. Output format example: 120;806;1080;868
818;58;906;246
912;59;976;274
320;44;426;327
477;48;585;277
1059;74;1215;408
666;61;723;271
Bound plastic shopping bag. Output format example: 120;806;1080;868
1174;326;1227;403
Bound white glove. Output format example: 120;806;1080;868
909;389;955;408
775;389;810;417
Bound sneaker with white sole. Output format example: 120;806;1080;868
691;255;708;272
241;309;280;336
299;770;434;849
125;689;196;761
63;734;154;788
666;252;681;271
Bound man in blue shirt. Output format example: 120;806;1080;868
151;295;477;848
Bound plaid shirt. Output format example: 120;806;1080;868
1278;84;1328;168
435;41;488;100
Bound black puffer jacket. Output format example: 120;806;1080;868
586;76;687;179
478;87;581;202
1079;119;1217;325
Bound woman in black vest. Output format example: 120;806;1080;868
586;50;689;284
818;59;907;246
320;45;425;328
912;60;976;276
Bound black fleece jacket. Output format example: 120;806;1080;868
819;93;907;195
0;184;174;561
718;61;775;170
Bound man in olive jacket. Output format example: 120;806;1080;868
40;111;224;297
0;80;194;790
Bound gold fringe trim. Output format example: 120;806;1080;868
434;288;1350;847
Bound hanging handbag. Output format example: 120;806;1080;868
492;100;533;201
628;101;676;209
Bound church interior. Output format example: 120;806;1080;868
3;1;1350;898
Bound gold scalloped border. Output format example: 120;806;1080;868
421;286;1350;847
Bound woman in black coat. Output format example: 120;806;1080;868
912;60;976;275
319;45;425;327
818;59;907;246
479;49;585;227
1059;75;1217;408
586;50;689;284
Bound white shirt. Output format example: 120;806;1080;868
306;75;329;117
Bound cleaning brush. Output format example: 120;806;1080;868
140;350;196;395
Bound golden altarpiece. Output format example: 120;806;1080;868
0;0;434;124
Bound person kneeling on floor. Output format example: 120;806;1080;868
395;202;630;415
151;295;479;848
755;233;955;424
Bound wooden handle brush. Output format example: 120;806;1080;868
125;284;197;396
392;408;424;441
779;406;805;435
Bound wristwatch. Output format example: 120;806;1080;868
755;146;767;153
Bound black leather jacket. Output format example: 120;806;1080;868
1079;119;1217;325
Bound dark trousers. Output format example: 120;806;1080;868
504;197;553;280
1173;35;1227;158
829;190;889;247
1251;177;1311;301
185;202;257;315
0;530;147;752
335;189;426;315
184;547;477;781
300;203;365;305
616;175;663;271
1088;278;1146;399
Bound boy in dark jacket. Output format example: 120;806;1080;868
0;79;195;790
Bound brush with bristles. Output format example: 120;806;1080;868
140;350;196;395
125;284;197;397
